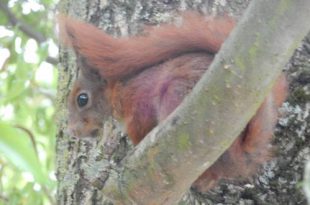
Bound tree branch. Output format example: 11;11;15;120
0;1;46;43
46;56;58;65
102;0;310;204
0;2;58;65
14;125;39;157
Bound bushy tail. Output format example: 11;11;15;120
59;13;235;79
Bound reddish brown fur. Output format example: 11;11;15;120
59;13;234;79
61;14;288;192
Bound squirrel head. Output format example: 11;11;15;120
58;16;114;139
66;60;111;138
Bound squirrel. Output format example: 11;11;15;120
59;13;288;192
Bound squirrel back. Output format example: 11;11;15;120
59;13;234;80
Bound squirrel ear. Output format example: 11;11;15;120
58;14;120;80
76;55;106;83
58;15;105;82
57;14;75;48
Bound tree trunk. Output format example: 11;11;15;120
56;0;310;204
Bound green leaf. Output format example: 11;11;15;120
0;13;8;25
0;122;47;185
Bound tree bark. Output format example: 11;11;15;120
56;0;310;204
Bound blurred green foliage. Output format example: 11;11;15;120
0;0;58;204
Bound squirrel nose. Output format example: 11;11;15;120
65;125;80;138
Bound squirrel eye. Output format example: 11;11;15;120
77;93;89;107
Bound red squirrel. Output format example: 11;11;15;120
59;13;288;192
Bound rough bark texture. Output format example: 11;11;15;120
56;0;310;204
